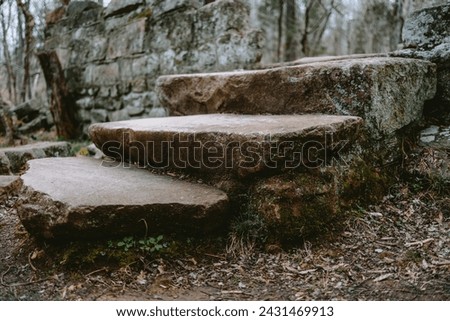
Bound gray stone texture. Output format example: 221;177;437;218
87;113;373;242
17;157;229;240
403;5;450;50
89;114;363;177
0;142;72;175
10;99;54;134
156;57;436;139
104;0;144;18
392;5;450;110
44;0;263;133
0;176;21;201
420;125;450;149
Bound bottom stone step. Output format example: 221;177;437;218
17;157;229;240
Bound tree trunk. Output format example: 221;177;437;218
311;0;335;55
37;51;80;139
0;9;17;103
301;1;313;56
277;0;284;62
0;96;15;146
16;0;35;102
284;0;297;61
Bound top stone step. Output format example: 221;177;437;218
156;57;436;138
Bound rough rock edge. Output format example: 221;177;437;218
156;57;437;139
17;182;229;241
0;176;22;201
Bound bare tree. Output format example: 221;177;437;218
0;0;17;102
300;0;339;56
37;51;79;139
277;0;284;61
0;94;15;146
16;0;35;102
285;0;297;61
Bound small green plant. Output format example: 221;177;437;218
113;235;166;254
116;236;136;252
138;235;165;253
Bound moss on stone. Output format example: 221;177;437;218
339;158;394;207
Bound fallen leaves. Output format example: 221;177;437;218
373;273;393;282
405;238;435;247
0;146;448;300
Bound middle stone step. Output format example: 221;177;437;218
89;114;363;177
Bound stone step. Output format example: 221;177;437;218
17;157;229;240
89;114;363;177
0;141;71;175
156;57;436;139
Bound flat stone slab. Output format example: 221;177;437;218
89;114;363;177
0;141;71;175
156;57;436;138
17;157;229;240
0;176;21;202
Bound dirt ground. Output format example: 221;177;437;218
0;146;449;301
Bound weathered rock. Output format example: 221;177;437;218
392;43;450;64
248;151;395;243
90;109;109;123
42;0;264;133
49;1;103;30
89;114;363;177
122;92;154;115
262;53;387;69
420;125;450;149
84;63;120;87
87;143;105;159
403;5;450;50
156;57;436;138
249;171;339;243
391;46;450;112
108;108;130;122
150;0;202;19
10;100;40;121
17;157;229;240
0;142;72;175
104;0;144;18
0;176;21;201
106;18;146;59
9;99;53;134
147;106;168;117
17;117;47;134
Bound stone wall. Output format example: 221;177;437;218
43;0;263;134
390;4;450;114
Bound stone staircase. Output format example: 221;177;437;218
15;54;438;244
